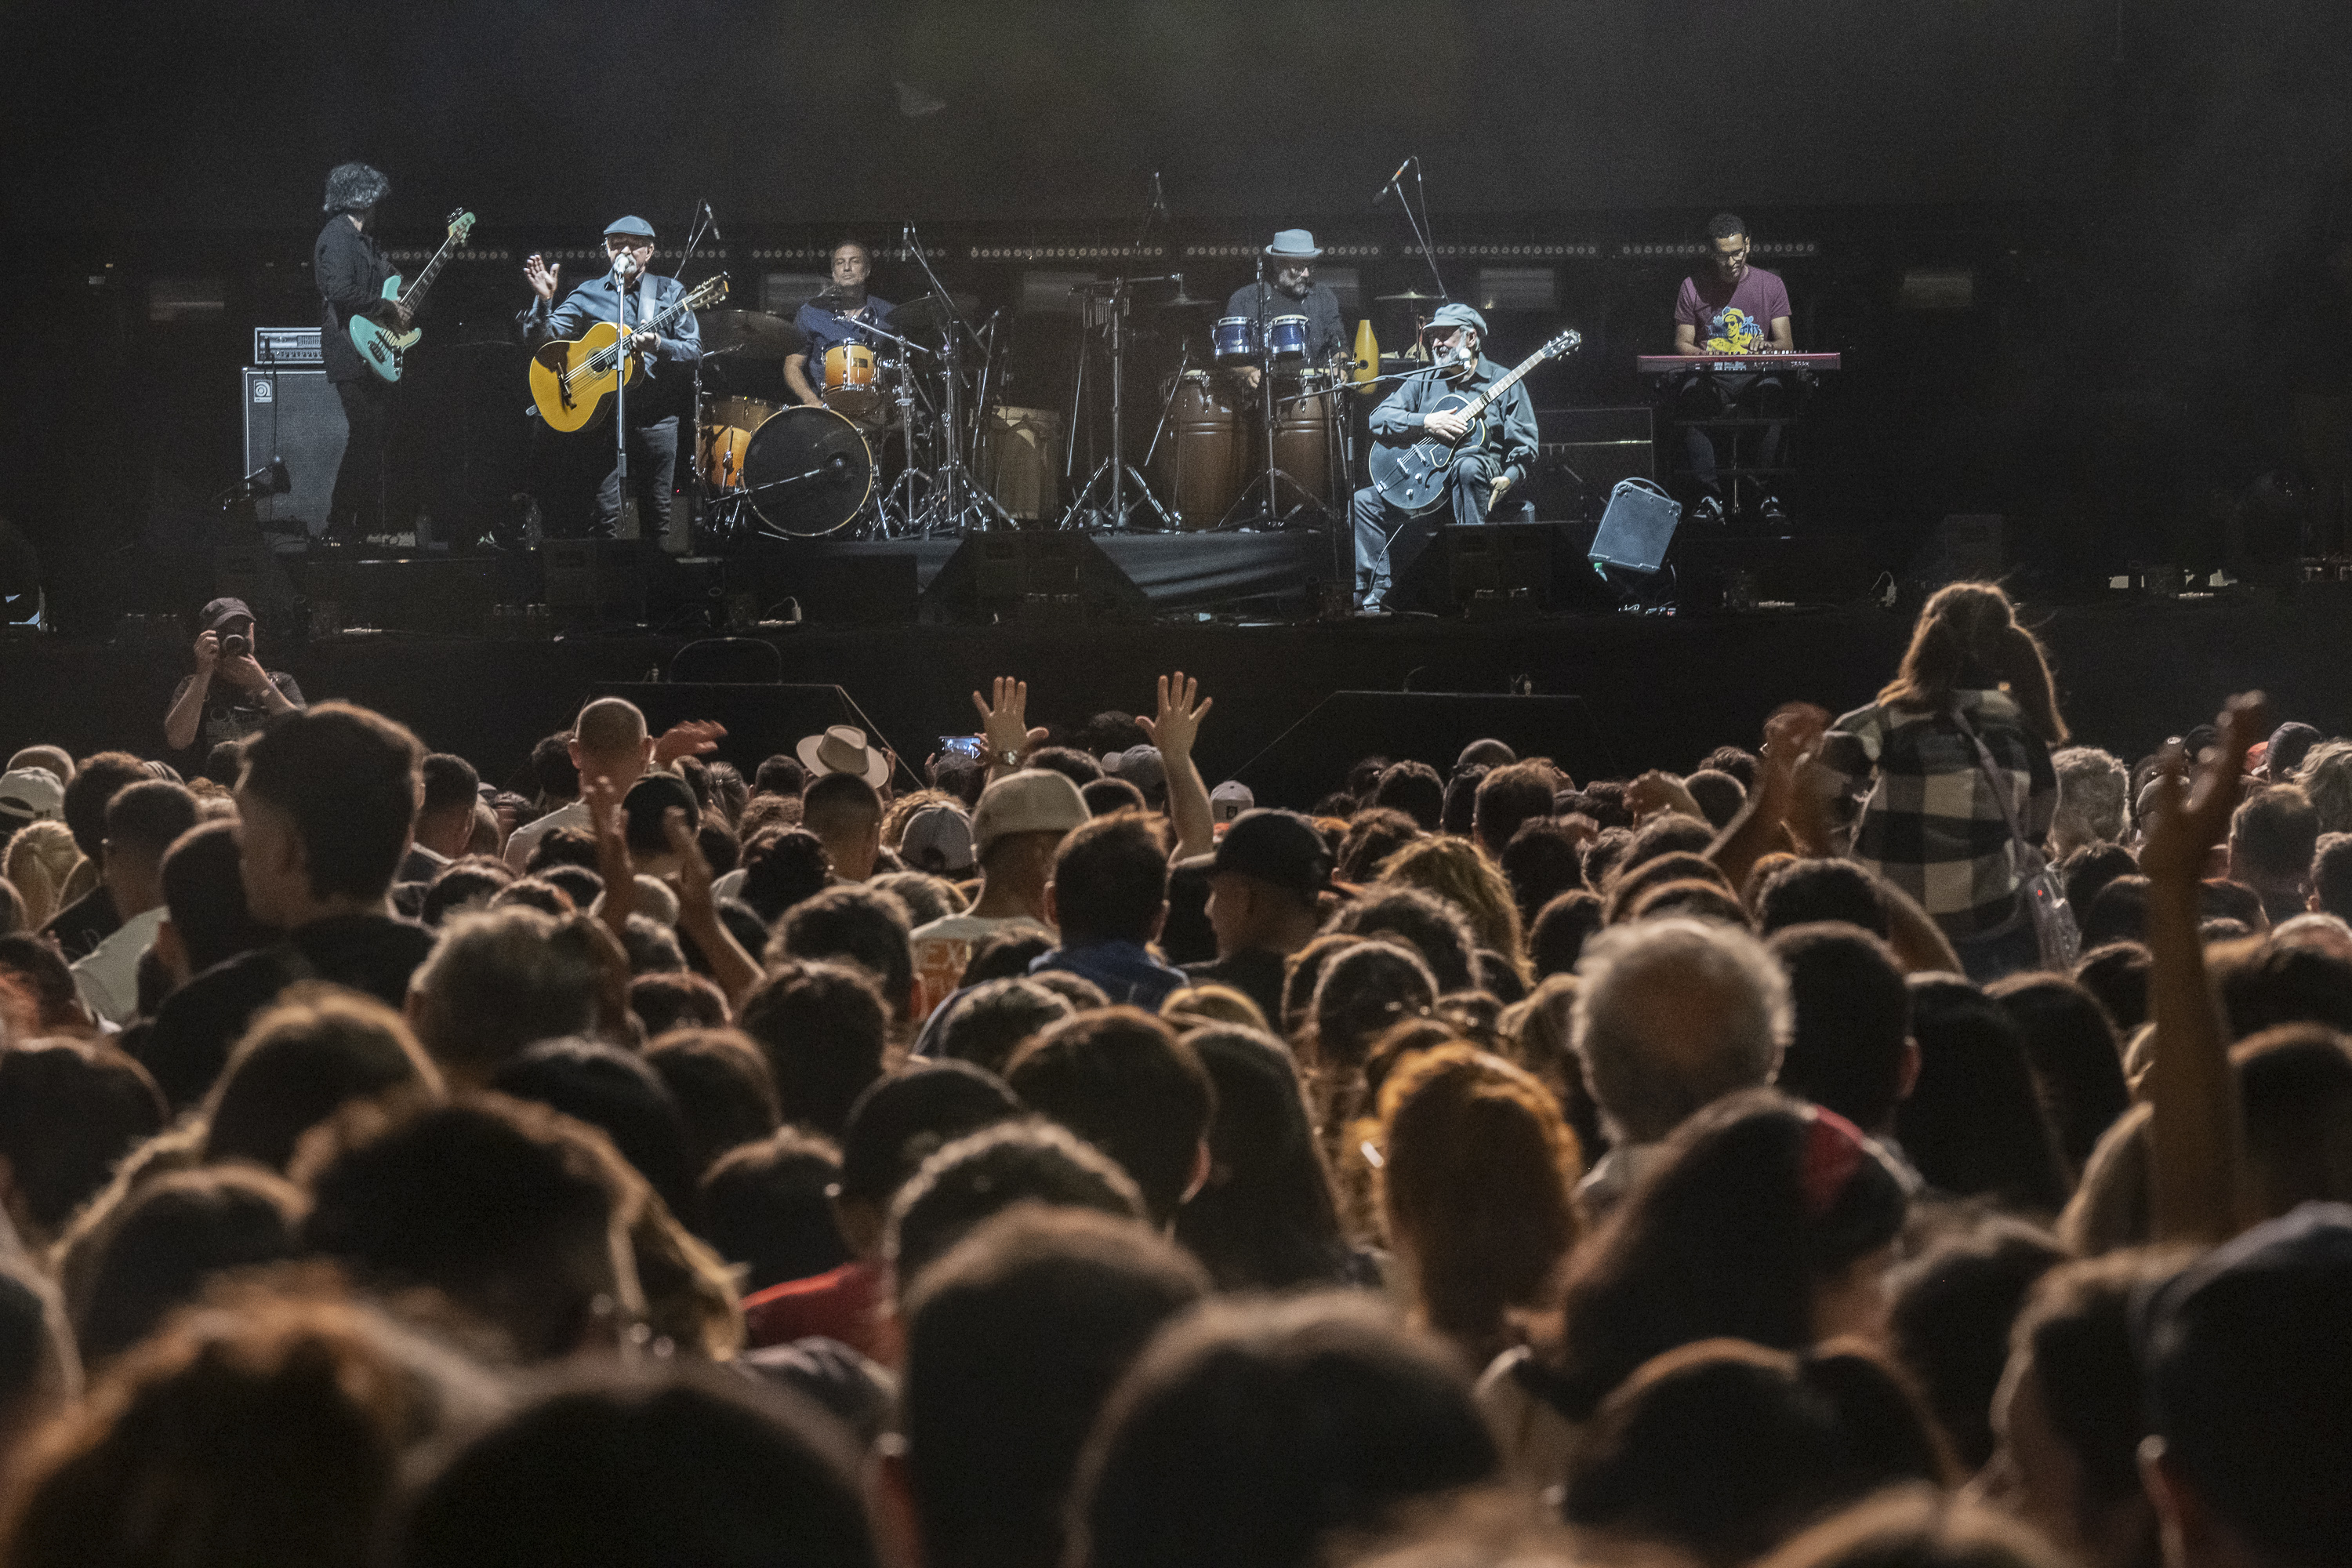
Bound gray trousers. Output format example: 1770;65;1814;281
1350;449;1504;607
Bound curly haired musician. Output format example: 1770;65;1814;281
517;216;703;541
1672;212;1795;524
1348;303;1539;616
315;162;400;544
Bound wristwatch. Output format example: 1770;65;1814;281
993;749;1023;770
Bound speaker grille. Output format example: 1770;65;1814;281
242;368;348;535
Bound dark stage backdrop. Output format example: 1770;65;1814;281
13;0;2129;230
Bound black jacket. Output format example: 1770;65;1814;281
316;216;394;383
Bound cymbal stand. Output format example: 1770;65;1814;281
902;224;1018;535
1061;275;1182;532
1221;257;1324;530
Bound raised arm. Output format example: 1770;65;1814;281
971;677;1050;779
1707;702;1830;890
2140;692;2265;1244
1138;670;1215;862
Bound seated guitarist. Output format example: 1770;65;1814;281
518;216;702;542
1349;303;1538;616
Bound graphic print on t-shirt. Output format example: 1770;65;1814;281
1703;307;1768;353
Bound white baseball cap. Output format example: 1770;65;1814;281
971;769;1090;856
0;768;65;827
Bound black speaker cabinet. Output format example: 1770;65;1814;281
543;539;648;623
242;368;348;536
918;532;1150;624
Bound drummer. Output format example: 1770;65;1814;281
785;239;895;408
1225;228;1349;391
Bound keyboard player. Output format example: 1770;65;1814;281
1672;212;1795;524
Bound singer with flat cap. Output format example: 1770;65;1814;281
1348;302;1539;615
1225;228;1350;390
517;216;703;540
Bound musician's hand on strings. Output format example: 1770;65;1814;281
394;299;413;329
524;254;561;303
1422;409;1471;442
631;332;662;358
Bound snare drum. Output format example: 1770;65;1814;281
1211;316;1256;365
821;343;881;424
1157;371;1247;531
1267;314;1310;363
700;395;780;491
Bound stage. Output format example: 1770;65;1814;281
13;559;2350;808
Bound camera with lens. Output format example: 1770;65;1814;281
221;632;250;659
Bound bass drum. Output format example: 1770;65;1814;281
1156;371;1245;531
740;406;874;537
1275;370;1338;510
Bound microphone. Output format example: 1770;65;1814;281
1372;155;1411;206
703;201;722;241
1150;170;1170;220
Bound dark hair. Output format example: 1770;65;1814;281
2071;941;2150;1033
2060;843;2139;923
2313;832;2352;920
1581;824;1637;887
1601;850;1731;925
1885;1216;2067;1470
1473;764;1556;856
0;935;80;1032
2007;1251;2182;1525
201;738;247;787
1563;1338;1951;1565
1757;859;1893;939
491;1037;698;1223
1529;888;1604;978
1173;1027;1352;1290
491;877;572;919
1440;767;1485;836
837;1060;1023;1208
538;862;603;911
935;978;1073;1076
1082;777;1148;818
1701;746;1759;791
407;908;612;1078
901;1207;1208;1568
1330;884;1476;993
644;1027;780;1176
71;1165;306;1367
739;827;833;924
628;971;727;1039
697;1127;851;1290
1310;941;1438;1071
737;960;890;1138
754;753;807;797
774;885;914;1016
1987;973;2131;1176
1025;746;1103;789
239;702;424;901
203;985;437;1172
1334;808;1421;886
419;857;514;928
1707;212;1748;241
296;1093;626;1361
1004;1008;1213;1224
2212;934;2352;1040
800;768;881;832
1771;923;1913;1132
1370;763;1443;832
101;779;198;865
159;819;274;974
0;1040;166;1236
530;730;580;801
1072;1292;1499;1568
1615;815;1718;882
419;753;481;819
887;1120;1145;1292
1897;977;2071;1211
1501;818;1588;928
964;928;1056;986
1876;584;2067;744
2231;784;2320;887
1682;769;1747;829
397;1364;880;1568
1044;813;1170;947
524;826;600;874
1543;1092;1909;1421
62;752;147;861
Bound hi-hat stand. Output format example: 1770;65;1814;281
1061;274;1181;532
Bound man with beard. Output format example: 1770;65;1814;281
1225;228;1349;390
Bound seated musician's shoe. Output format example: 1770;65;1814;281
1758;494;1788;526
1692;495;1726;527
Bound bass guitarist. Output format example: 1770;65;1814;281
518;216;702;542
1349;303;1538;616
316;162;401;544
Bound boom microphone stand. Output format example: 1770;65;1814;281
900;223;1017;534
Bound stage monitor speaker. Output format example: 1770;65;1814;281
1393;521;1589;617
1530;406;1656;521
918;532;1150;624
543;540;648;623
1232;691;1617;811
590;683;886;781
242;368;347;537
1589;478;1682;575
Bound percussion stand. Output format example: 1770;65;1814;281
842;316;934;539
902;224;1019;535
1062;275;1181;532
1224;256;1323;531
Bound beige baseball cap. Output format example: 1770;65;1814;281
971;768;1089;855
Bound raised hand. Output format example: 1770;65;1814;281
1137;670;1213;759
581;773;637;934
971;677;1049;765
2142;692;2267;890
524;253;561;303
1625;769;1702;824
652;720;725;767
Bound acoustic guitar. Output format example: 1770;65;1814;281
528;274;729;433
1367;327;1582;516
350;209;476;383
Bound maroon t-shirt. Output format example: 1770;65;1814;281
1675;267;1791;353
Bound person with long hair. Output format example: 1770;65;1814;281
1376;1044;1583;1367
1818;583;2067;982
1171;1026;1356;1290
1376;836;1530;981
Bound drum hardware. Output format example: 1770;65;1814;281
697;309;807;358
898;223;1020;537
1060;274;1185;532
1218;257;1334;532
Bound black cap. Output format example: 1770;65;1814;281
1176;808;1332;899
200;597;254;633
621;773;699;854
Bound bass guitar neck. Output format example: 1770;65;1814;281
351;209;476;383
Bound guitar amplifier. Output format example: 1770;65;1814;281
1590;477;1682;575
242;368;348;536
253;328;322;365
1530;406;1655;521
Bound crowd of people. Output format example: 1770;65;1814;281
0;579;2342;1568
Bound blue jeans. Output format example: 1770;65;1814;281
1351;449;1505;608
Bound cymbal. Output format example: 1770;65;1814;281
887;293;955;332
1157;292;1218;311
1376;289;1446;304
699;309;806;357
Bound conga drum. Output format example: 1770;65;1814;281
980;406;1065;521
1157;372;1245;530
1275;370;1338;510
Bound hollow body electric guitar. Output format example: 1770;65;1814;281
1367;327;1583;515
528;274;730;433
350;209;476;383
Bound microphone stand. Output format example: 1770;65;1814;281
673;204;717;550
612;255;632;549
1387;157;1448;301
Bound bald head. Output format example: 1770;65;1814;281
571;699;653;790
1570;918;1789;1145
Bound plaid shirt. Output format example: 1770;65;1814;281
1817;688;2057;939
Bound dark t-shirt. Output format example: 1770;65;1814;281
42;884;120;963
136;911;434;1111
1183;948;1290;1029
794;296;896;374
169;670;304;754
1222;281;1348;367
1674;267;1791;353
